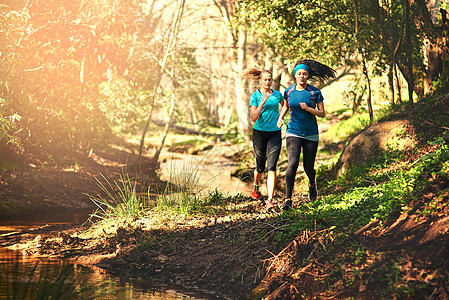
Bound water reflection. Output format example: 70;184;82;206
0;208;222;299
0;208;94;236
0;247;219;299
160;152;251;196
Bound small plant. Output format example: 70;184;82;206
205;188;226;205
156;156;206;214
87;169;149;222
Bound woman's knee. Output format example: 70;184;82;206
256;166;265;174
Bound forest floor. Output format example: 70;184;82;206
1;95;449;299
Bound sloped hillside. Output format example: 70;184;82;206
250;92;449;299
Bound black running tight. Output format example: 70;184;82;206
285;136;318;199
252;129;282;174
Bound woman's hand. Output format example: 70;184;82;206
300;101;325;118
277;118;284;128
261;94;269;106
299;102;309;111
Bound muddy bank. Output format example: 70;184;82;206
0;195;288;300
0;169;96;220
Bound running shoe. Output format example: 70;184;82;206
309;181;318;202
251;186;261;200
282;199;292;210
266;200;276;211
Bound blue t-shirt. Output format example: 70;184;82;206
284;84;324;137
249;89;283;132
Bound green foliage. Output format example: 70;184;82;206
274;141;449;247
239;0;355;65
342;77;367;113
0;0;130;160
88;171;149;222
322;110;371;142
205;188;227;205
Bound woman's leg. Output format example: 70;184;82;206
303;139;319;200
302;139;318;184
252;129;267;199
253;169;263;186
265;131;282;201
252;129;268;176
285;136;302;199
267;171;276;200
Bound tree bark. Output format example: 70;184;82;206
214;0;251;134
234;29;250;134
405;0;415;102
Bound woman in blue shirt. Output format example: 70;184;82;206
277;60;335;209
241;68;284;210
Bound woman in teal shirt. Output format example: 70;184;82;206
278;60;335;209
241;68;284;210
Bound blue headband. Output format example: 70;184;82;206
294;64;310;75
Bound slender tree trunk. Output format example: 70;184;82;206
388;69;395;105
387;0;405;106
137;0;185;166
394;64;403;102
355;0;373;121
214;0;251;134
153;92;176;162
234;29;250;134
360;50;374;121
385;0;395;105
153;0;185;162
405;0;415;102
137;85;160;165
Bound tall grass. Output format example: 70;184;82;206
156;156;204;215
87;155;221;228
88;170;149;222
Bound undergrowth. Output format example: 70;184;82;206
274;141;448;240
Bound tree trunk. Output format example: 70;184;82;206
388;68;395;105
153;92;176;162
388;0;405;105
355;0;373;121
152;0;186;161
234;29;250;134
405;0;415;102
213;0;251;134
394;64;403;103
137;0;185;166
360;50;374;121
385;0;395;105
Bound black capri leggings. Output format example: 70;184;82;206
285;136;318;199
252;129;282;174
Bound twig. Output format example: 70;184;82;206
424;120;449;130
354;219;379;235
246;223;290;247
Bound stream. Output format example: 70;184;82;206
0;210;222;299
0;151;251;299
159;150;252;196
